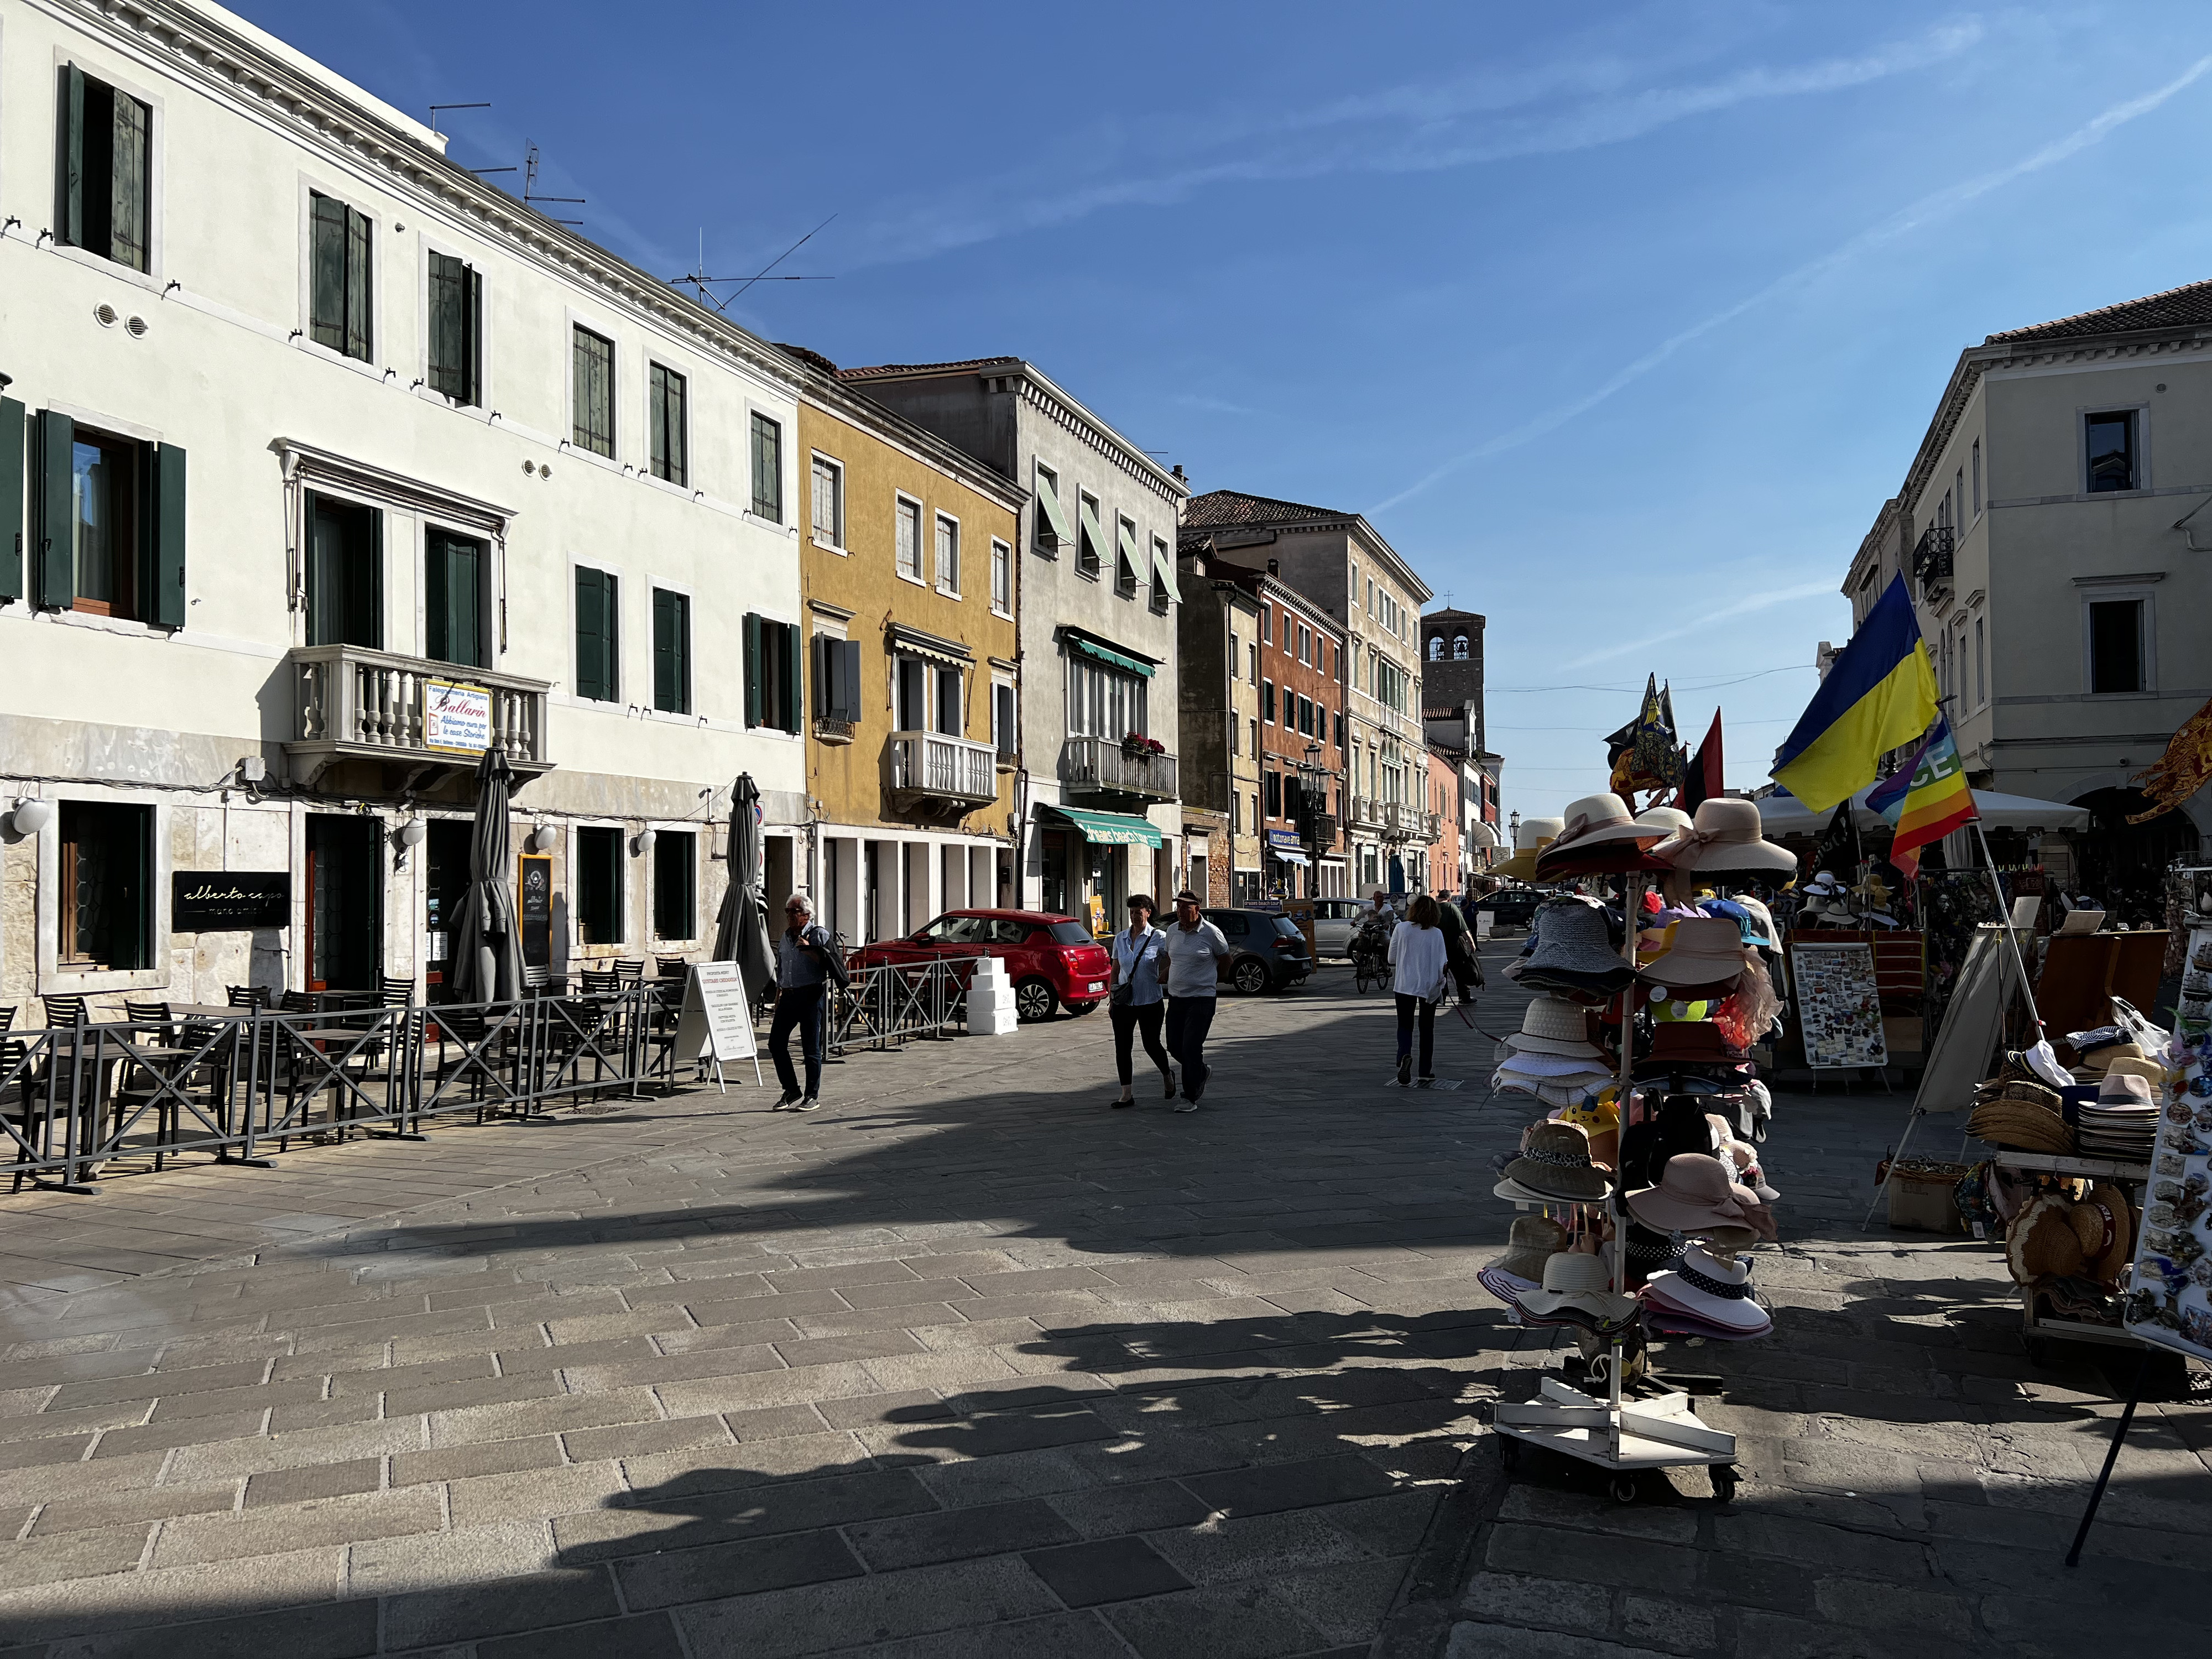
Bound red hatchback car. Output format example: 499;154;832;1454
849;909;1114;1022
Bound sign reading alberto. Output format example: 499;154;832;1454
173;872;289;931
425;681;493;754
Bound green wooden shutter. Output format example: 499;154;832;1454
783;622;803;733
743;613;763;727
576;567;618;701
842;640;863;725
464;265;483;405
35;410;75;609
0;398;23;604
345;206;373;362
56;67;85;250
149;442;186;628
310;194;345;351
110;93;149;272
653;588;686;713
428;534;482;667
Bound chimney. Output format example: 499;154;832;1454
1267;558;1279;576
1171;463;1187;484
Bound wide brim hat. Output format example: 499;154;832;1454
2078;1041;2145;1077
1494;1175;1572;1206
1488;1214;1568;1281
1642;1245;1768;1331
2102;1057;2166;1090
1535;795;1666;876
2078;1182;2134;1281
1635;806;1693;838
1496;817;1564;881
2098;1072;2154;1106
1656;799;1798;876
1509;995;1603;1058
2006;1193;2081;1282
1638;917;1753;989
1625;1153;1762;1233
1503;1120;1612;1203
1495;1046;1611;1078
1521;901;1631;980
1517;1251;1638;1324
1969;1101;2074;1155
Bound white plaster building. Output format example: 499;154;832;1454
0;0;811;1019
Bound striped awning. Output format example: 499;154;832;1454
1042;805;1162;847
1063;632;1153;678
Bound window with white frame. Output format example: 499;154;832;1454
2086;592;2152;694
572;326;614;457
56;67;154;273
649;363;687;487
1068;656;1147;738
312;192;374;362
750;413;783;521
1971;438;1982;517
990;539;1011;615
936;514;960;595
811;453;844;548
895;497;923;581
1229;630;1240;680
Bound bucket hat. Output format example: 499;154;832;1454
1496;817;1564;882
1639;917;1753;989
1503;1121;1611;1203
1504;996;1603;1059
1655;799;1797;876
1519;902;1630;982
1517;1250;1637;1325
1488;1214;1568;1281
1643;1245;1770;1333
1625;1153;1762;1233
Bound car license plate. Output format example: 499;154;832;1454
1088;981;1104;993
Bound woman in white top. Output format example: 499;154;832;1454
1387;893;1449;1086
1108;894;1175;1108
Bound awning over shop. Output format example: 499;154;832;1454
1271;849;1312;866
1467;821;1502;848
888;624;973;671
1063;632;1154;677
1041;804;1163;847
1755;785;2093;837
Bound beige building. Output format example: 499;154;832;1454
0;0;810;1019
1175;542;1270;907
1844;278;2212;912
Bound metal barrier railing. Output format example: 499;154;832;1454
825;956;978;1056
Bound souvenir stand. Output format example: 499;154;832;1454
1483;795;1797;1501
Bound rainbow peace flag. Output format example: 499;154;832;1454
1771;576;1938;813
1866;716;1978;877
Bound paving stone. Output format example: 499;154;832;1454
390;1435;563;1488
1459;1569;1614;1632
476;1610;689;1659
1182;1453;1402;1518
614;1526;865;1609
0;1524;156;1591
426;1387;661;1447
676;1553;1062;1657
848;1496;1078;1570
557;1467;940;1563
348;1518;557;1594
151;1487;444;1568
448;1461;624;1527
1443;1625;1677;1659
1103;1579;1335;1657
242;1458;382;1508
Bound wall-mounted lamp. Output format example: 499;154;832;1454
529;823;559;854
632;828;657;857
7;797;54;837
393;817;427;869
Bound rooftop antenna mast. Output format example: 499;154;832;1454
522;144;585;226
427;101;489;135
671;215;837;313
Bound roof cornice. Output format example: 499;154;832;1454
54;0;806;398
792;371;1026;512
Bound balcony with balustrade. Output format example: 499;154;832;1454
1060;735;1179;805
285;643;552;790
888;731;999;818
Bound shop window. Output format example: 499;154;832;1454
654;830;696;941
307;492;380;648
424;530;484;668
55;66;153;272
2088;599;2144;693
652;587;690;714
310;192;373;362
2085;411;2136;493
574;566;619;701
572;326;614;457
427;253;482;405
58;801;153;971
575;826;623;945
650;364;688;486
750;413;783;521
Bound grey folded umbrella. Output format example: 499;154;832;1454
445;749;522;1004
711;773;776;995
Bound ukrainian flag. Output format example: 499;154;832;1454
1866;717;1978;876
1771;575;1938;814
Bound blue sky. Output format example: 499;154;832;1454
238;1;2212;819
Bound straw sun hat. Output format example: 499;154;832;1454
1637;916;1753;989
1487;1214;1568;1281
2005;1183;2133;1284
1655;799;1797;877
1517;1251;1637;1326
1496;817;1564;882
1504;996;1603;1060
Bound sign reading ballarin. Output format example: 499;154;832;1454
172;873;290;931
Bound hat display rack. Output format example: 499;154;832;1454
1485;793;1795;1503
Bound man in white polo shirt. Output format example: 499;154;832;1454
1158;890;1231;1113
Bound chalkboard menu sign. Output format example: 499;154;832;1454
173;872;290;931
519;854;552;968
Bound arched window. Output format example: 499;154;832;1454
1427;635;1443;661
1452;634;1469;660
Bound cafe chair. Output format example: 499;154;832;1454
116;1000;190;1169
2;1007;32;1193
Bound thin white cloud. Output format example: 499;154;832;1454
1566;580;1839;667
1372;53;2212;514
1173;392;1264;416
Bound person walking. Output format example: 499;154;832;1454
1389;893;1449;1086
1433;884;1481;1001
1108;894;1175;1107
1159;890;1230;1112
769;894;836;1111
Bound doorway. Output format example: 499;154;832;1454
424;818;472;997
306;813;382;992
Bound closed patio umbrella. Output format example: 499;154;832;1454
445;749;522;1004
711;773;776;995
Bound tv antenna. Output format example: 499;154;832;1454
427;101;489;135
670;216;836;314
521;144;584;225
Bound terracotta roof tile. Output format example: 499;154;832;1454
837;357;1024;382
1182;489;1352;528
1985;278;2212;344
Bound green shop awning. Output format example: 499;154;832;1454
1064;633;1154;677
1042;805;1163;847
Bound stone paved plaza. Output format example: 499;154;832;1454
0;942;2207;1657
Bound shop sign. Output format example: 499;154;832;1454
1265;829;1305;853
172;872;289;931
425;681;493;754
519;854;552;968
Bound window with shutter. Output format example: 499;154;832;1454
991;540;1011;615
309;192;373;361
425;531;484;668
896;657;925;732
840;639;862;726
750;414;782;521
654;830;696;941
783;623;803;733
811;455;843;546
653;588;690;713
574;567;618;701
427;253;481;405
572;328;614;457
743;612;764;727
896;498;922;580
0;397;24;605
995;685;1016;760
56;68;153;272
1077;492;1103;576
935;515;959;594
650;364;687;486
149;443;186;629
32;410;76;610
